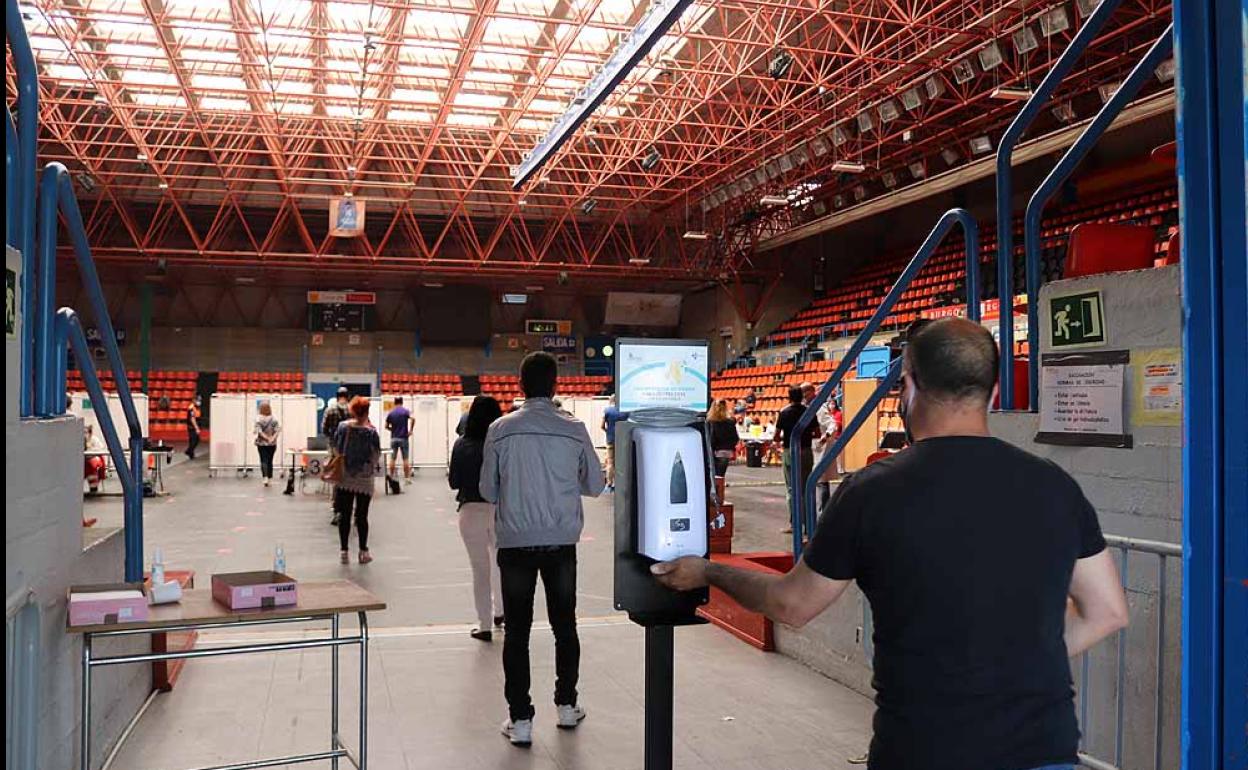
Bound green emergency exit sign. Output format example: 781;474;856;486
1049;290;1106;348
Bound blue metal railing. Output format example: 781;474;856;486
1022;27;1174;410
34;163;146;582
8;0;39;416
787;208;980;555
993;0;1122;410
6;107;17;245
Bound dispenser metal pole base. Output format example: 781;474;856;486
644;624;675;770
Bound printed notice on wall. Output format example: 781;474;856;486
1133;347;1182;426
1036;350;1132;448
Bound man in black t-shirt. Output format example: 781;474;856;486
652;318;1129;770
775;386;819;532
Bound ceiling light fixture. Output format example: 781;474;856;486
830;160;866;173
1154;58;1176;83
940;147;959;166
909;161;927;180
512;0;696;188
682;230;709;240
759;194;789;206
640;146;661;170
970;135;994;155
1051;101;1077;123
991;86;1034;101
629;257;651;265
767;48;794;80
423;282;444;288
581;198;597;214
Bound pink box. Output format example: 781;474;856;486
211;571;298;610
68;583;150;627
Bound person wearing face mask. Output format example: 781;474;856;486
652;317;1128;770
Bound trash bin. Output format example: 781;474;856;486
745;441;763;468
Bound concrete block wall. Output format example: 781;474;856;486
773;266;1183;766
6;416;150;770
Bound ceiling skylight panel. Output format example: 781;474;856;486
192;73;247;91
132;92;187;108
570;25;613;54
326;1;373;31
400;45;456;66
389;108;434;122
483;17;544;47
590;0;638;25
105;42;166;61
405;10;469;40
447;112;498;127
46;63;91;80
122;69;178;86
454;92;508;109
392;88;439;104
199;96;250;111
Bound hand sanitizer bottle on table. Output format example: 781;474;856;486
274;544;286;575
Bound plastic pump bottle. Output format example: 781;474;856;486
274;544;286;575
151;547;165;586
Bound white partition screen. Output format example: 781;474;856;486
208;394;248;471
445;396;466;461
409;396;448;467
70;392;149;466
571;396;610;448
280;395;319;452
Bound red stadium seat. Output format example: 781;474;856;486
1064;223;1157;278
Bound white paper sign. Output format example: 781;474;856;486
1036;350;1131;448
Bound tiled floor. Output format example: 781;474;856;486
88;456;872;769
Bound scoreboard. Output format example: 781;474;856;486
306;291;376;332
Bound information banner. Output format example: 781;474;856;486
1036;350;1132;448
1133;347;1182;426
615;338;709;412
328;197;365;237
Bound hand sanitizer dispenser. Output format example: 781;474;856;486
633;426;707;561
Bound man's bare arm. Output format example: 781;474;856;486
1065;549;1129;657
652;557;850;628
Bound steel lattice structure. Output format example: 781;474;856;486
8;0;1171;285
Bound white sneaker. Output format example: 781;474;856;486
501;718;532;746
556;704;587;729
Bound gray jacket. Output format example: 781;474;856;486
480;398;605;548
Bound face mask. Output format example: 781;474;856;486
898;383;916;446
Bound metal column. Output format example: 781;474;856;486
1173;0;1247;767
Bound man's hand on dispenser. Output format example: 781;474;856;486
650;557;709;591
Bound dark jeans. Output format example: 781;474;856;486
498;545;579;721
334;488;371;551
257;445;277;479
186;428;200;457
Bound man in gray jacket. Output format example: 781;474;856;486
480;352;605;746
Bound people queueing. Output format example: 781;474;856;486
254;400;281;487
707;398;740;480
184;395;202;459
600;395;626;491
331;396;380;565
480;352;605;746
385;396;415;480
322;386;351;525
775;385;819;534
653;317;1129;770
448;395;506;642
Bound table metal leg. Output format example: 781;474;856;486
81;634;92;770
358;611;369;770
331;614;340;770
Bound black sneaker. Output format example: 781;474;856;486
493;615;505;628
470;628;493;642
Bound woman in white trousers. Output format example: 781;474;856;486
458;501;504;633
448;396;506;641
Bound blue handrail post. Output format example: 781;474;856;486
1023;27;1175;410
56;310;144;581
7;0;39;416
994;0;1122;410
38;163;146;582
789;209;979;556
6;107;17;246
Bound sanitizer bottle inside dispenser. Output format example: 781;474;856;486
633;426;707;561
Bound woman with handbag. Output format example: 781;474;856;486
328;396;381;564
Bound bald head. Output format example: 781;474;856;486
904;317;998;404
